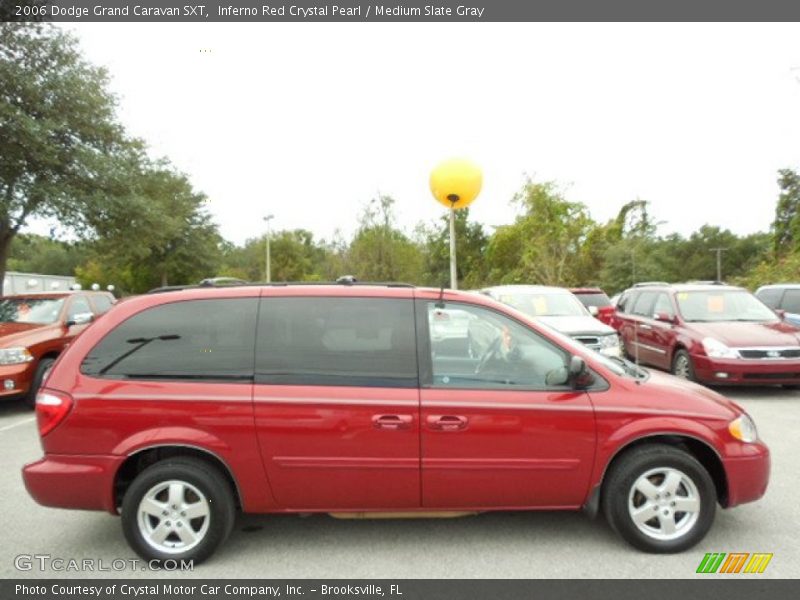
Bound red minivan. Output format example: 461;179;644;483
22;283;769;563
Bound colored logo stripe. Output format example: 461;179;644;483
696;553;772;574
720;553;749;573
697;553;726;573
744;553;773;574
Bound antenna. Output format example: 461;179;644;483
435;284;446;308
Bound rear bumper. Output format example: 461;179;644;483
22;454;123;514
724;442;770;507
694;355;800;385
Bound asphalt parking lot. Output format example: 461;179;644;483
0;386;797;580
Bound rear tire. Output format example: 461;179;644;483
25;357;55;408
121;457;236;564
602;444;716;553
671;349;696;382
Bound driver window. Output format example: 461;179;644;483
426;302;569;390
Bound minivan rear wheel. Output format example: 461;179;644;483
602;444;716;553
121;457;235;564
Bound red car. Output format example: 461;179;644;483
0;291;116;406
570;287;616;326
23;283;769;563
614;282;800;385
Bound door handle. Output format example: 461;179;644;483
427;415;468;431
372;414;413;430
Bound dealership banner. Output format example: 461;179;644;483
2;580;797;600
4;0;800;22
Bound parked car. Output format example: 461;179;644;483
755;284;800;327
570;287;616;325
614;282;800;385
0;291;116;406
23;282;769;562
480;285;621;357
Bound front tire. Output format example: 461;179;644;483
671;349;696;382
25;357;55;408
602;444;716;553
121;457;236;564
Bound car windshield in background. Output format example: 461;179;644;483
676;290;778;323
0;298;65;325
574;292;611;308
499;292;588;317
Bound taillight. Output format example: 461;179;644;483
35;390;73;437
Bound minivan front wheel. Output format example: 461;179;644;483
602;444;716;553
121;458;235;564
671;349;696;381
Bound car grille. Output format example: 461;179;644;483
737;348;800;359
573;335;601;350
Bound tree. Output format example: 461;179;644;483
6;233;88;276
485;179;595;286
345;196;423;283
416;208;488;288
0;23;130;293
773;168;800;255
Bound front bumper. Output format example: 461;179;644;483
693;355;800;385
724;441;770;507
0;363;34;398
22;454;124;514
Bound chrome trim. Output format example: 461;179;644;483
632;342;668;355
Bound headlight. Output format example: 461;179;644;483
729;414;758;443
0;347;34;365
702;337;739;359
600;334;620;348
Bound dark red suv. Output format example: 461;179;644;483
614;282;800;386
23;284;769;563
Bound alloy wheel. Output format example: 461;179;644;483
136;479;211;554
627;467;701;541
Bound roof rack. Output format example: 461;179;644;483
632;281;670;288
682;280;728;286
147;280;416;294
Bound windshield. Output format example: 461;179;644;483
497;291;589;317
676;290;777;323
0;297;65;325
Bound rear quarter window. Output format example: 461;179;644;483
80;298;259;381
756;288;783;309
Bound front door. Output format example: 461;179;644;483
417;299;596;509
253;294;421;510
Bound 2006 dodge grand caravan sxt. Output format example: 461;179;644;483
23;283;770;563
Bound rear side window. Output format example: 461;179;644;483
756;288;783;309
631;291;658;317
81;298;258;381
782;289;800;314
90;294;114;315
617;291;635;313
256;297;417;388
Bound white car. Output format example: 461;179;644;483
479;285;621;357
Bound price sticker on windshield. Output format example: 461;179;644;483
707;295;725;313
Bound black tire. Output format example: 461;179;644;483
602;444;716;553
121;457;236;564
671;349;696;382
25;357;55;408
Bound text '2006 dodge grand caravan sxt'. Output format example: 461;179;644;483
23;283;770;563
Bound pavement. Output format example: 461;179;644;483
0;386;796;579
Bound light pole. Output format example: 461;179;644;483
263;214;274;283
710;247;727;282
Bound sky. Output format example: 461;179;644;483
45;22;800;245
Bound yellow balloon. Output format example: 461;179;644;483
429;158;483;210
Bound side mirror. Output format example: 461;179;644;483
588;305;599;316
568;356;594;388
66;312;93;327
654;312;675;324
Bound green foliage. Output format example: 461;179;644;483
416;208;488;289
773;169;800;255
6;234;88;276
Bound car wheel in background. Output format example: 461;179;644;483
121;457;236;564
671;349;696;381
602;444;716;553
25;357;55;408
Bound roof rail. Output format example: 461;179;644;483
632;281;670;288
683;280;728;286
147;280;417;294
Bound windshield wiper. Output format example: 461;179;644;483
98;334;181;375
